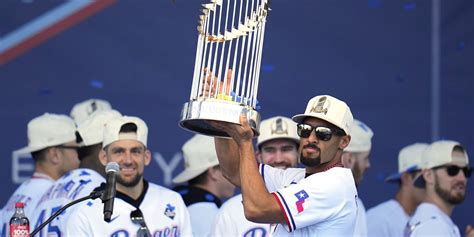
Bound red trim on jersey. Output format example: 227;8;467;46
271;192;292;232
322;162;343;172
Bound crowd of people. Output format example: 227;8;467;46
0;95;472;237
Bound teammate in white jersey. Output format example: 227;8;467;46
211;116;300;237
211;95;358;236
341;119;374;237
366;143;428;237
1;113;79;236
31;110;122;236
406;140;473;237
172;134;235;237
65;116;192;236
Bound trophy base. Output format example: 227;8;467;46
179;99;260;138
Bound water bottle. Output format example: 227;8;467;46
9;202;30;237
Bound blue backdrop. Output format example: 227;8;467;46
1;0;472;231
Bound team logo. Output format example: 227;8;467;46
270;118;288;135
294;190;309;213
164;203;176;220
309;96;330;115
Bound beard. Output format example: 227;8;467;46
434;173;465;205
300;143;322;167
117;172;143;187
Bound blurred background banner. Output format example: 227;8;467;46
1;0;472;228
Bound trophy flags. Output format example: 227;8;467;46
180;0;270;137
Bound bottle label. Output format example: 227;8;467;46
9;224;30;237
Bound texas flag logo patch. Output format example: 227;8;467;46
294;190;309;213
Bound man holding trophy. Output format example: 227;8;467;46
179;1;358;235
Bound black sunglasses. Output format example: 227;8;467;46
433;165;472;178
130;209;151;237
296;124;345;141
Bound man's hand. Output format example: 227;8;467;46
208;112;253;146
202;68;233;97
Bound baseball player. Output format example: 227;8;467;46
1;113;79;236
30;110;121;236
341;119;374;237
211;116;300;237
211;95;358;236
405;140;472;237
172;134;235;237
64;116;192;236
366;143;428;237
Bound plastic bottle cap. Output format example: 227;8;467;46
15;202;25;208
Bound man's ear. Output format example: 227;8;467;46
48;147;61;165
339;135;351;150
144;149;152;166
99;149;108;166
423;169;435;185
255;150;263;164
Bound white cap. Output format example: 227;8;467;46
77;110;122;146
172;134;219;184
292;95;353;135
422;140;469;169
385;143;429;182
345;119;373;152
21;113;77;153
257;116;299;147
70;98;112;125
102;116;148;148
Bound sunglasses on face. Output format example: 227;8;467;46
130;209;151;237
433;165;472;178
296;124;345;141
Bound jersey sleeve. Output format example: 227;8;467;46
210;199;238;237
62;202;95;236
259;164;304;193
408;218;460;237
271;169;356;232
367;208;391;237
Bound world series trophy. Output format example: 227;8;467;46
179;0;270;137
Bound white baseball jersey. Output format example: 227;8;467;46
212;194;271;237
1;173;54;236
260;164;358;236
31;168;105;236
188;202;219;237
353;197;367;237
64;181;193;236
366;199;409;237
405;203;460;237
173;185;222;237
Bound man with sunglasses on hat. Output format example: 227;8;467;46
211;95;357;236
366;143;428;237
172;134;236;237
1;113;80;236
30;110;121;236
341;119;374;237
211;116;300;237
405;140;473;237
64;116;192;236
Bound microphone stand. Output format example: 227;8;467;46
30;188;104;236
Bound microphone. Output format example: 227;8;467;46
103;162;119;222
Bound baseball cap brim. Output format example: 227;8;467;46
385;165;419;183
172;165;217;184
